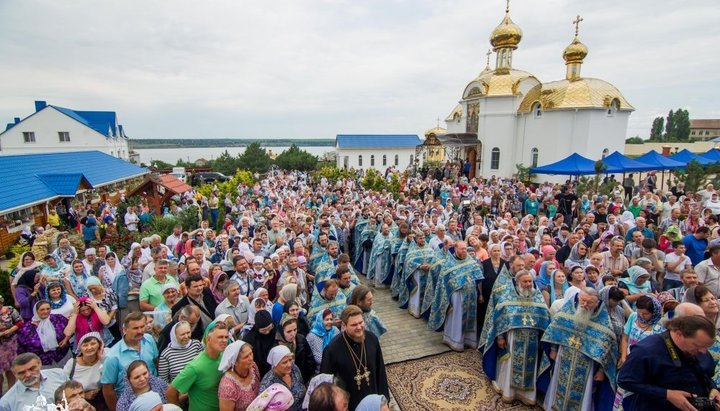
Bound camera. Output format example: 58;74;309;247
688;396;715;411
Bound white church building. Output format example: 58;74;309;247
0;100;131;160
437;6;633;179
336;134;421;172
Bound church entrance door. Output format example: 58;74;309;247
467;147;477;179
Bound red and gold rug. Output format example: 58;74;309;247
387;350;541;411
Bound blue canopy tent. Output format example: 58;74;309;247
700;148;720;163
530;152;622;175
634;150;685;170
601;151;656;172
669;149;714;166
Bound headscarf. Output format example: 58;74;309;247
44;281;68;310
356;395;387;411
302;374;335;410
664;225;682;242
248;296;271;327
597;231;614;252
17;268;39;290
599;286;626;342
276;313;297;353
33;301;58;352
279;283;298;303
74;297;104;344
548;269;569;305
619;211;636;230
267;344;292;369
202;320;222;345
309;309;336;351
636;295;662;326
619;265;652;295
499;241;513;260
211;272;228;303
566;242;589;267
76;331;104;355
128;391;162;411
102;252;124;285
16;252;42;275
67;259;90;298
536;261;554;288
170;321;192;349
247;383;294;411
218;340;248;372
550;286;581;317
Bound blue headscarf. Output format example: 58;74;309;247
548;269;569;305
536;261;554;288
309;310;336;351
356;395;387;411
44;281;67;310
620;265;652;295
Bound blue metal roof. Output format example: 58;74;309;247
52;106;123;138
0;151;147;214
336;134;421;148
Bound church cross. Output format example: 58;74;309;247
567;335;582;349
486;49;492;67
573;15;584;37
505;0;510;13
436;117;441;128
522;314;535;327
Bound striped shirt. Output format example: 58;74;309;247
158;339;203;384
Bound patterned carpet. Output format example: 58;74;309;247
387;350;541;411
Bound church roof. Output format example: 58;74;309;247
464;68;539;98
445;104;462;121
517;77;634;113
336;135;421;149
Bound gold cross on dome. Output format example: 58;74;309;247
573;15;584;37
486;49;492;66
505;0;510;13
568;335;582;349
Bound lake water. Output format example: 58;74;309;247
134;146;333;165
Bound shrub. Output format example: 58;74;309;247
0;270;12;307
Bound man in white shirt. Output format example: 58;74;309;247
165;225;183;255
124;206;139;232
695;245;720;297
0;353;68;411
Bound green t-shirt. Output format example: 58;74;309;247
171;351;223;411
139;276;178;307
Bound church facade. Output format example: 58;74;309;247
439;7;633;180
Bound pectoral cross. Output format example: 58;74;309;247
522;314;535;327
354;367;371;389
573;15;583;37
568;335;582;349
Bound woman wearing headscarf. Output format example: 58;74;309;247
45;280;76;318
153;283;179;329
356;394;391;411
63;296;112;347
599;286;632;344
618;265;658;306
276;314;315;383
247;383;294;411
283;300;310;338
64;259;90;300
98;252;125;290
535;261;557;290
243;310;278;376
542;269;569;308
63;332;105;408
158;321;203;384
0;295;23;391
86;276;120;342
10;251;43;301
273;284;299;326
211;271;229;304
564;241;590;270
14;268;44;321
218;340;261;411
17;300;69;365
116;360;169;411
549;286;582;318
259;345;305;411
305;309;339;373
591;231;614;254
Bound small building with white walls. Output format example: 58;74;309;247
336;134;422;172
0;100;131;160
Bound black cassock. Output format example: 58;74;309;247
320;331;390;410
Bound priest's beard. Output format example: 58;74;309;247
516;286;532;298
573;306;592;324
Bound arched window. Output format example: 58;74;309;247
358;155;363;167
490;148;500;170
394;154;399;166
532;102;542;118
371;155;375;167
607;99;619;117
382;155;387;166
531;148;539;167
602;148;609;158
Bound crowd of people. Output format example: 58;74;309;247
3;163;720;411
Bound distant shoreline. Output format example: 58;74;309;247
129;138;335;149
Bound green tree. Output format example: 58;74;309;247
673;160;720;193
625;136;644;144
665;109;676;141
210;150;241;175
650;117;664;141
150;159;174;170
675;109;691;141
274;144;318;171
237;143;272;174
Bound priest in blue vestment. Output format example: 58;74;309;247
400;234;435;315
368;224;394;288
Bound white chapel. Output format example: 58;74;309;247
437;4;634;179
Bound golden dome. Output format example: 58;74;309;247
490;13;523;50
425;126;447;137
517;78;634;113
463;68;538;98
563;37;588;64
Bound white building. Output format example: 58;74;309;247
0;100;131;160
440;8;633;180
336;134;421;172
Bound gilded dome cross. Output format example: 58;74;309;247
486;49;492;67
573;15;583;37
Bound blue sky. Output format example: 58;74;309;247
0;0;718;139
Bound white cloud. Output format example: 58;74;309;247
0;0;718;139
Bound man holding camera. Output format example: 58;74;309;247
618;315;720;410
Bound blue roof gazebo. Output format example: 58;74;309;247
634;150;685;170
530;153;622;175
700;148;720;163
669;149;714;166
601;151;656;172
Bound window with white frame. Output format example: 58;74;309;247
394;154;399;166
490;148;500;170
23;132;35;143
531;148;539;167
382;155;387;166
358;155;363;166
370;155;375;167
58;131;70;142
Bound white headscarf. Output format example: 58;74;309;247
33;302;58;352
103;252;124;284
218;340;247;372
169;321;191;350
267;345;292;369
